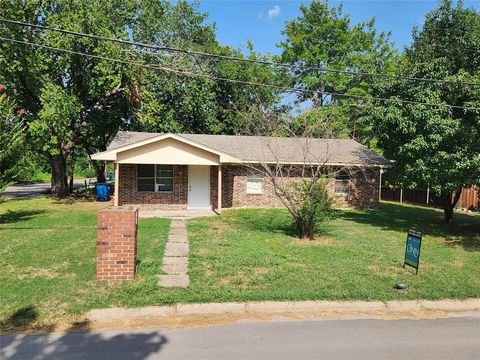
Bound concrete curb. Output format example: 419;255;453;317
86;299;480;322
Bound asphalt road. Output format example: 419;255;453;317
3;179;90;199
2;316;480;360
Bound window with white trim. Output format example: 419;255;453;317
246;170;264;194
137;164;174;192
335;170;351;196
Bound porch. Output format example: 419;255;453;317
113;163;224;212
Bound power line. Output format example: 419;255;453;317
2;18;480;87
2;36;480;112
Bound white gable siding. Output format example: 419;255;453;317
116;137;220;165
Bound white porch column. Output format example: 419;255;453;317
114;162;120;206
217;165;222;213
379;168;383;202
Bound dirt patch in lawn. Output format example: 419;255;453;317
5;263;73;280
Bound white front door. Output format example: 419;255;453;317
188;165;210;209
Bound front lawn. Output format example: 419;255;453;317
187;204;480;302
1;198;479;330
0;198;170;330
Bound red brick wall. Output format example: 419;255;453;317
96;207;138;281
118;164;379;210
211;165;283;209
212;165;379;210
118;164;188;210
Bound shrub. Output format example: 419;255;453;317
283;178;334;239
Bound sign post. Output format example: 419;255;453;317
404;229;422;274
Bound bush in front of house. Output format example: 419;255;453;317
282;178;334;239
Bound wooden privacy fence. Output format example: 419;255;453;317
381;185;479;211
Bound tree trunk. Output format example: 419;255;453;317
440;189;462;224
91;160;106;183
50;154;69;198
68;151;75;194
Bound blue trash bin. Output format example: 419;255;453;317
96;183;110;201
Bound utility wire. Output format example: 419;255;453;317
2;36;480;112
1;18;480;87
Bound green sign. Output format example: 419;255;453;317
404;229;422;274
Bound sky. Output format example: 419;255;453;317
196;0;480;54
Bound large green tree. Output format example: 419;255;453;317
0;0;137;197
279;0;395;146
0;84;25;192
1;0;282;197
373;0;480;223
132;1;282;135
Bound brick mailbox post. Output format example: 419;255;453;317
96;206;138;281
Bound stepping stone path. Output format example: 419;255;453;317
158;220;189;288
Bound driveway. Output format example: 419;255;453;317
3;179;90;199
2;316;480;359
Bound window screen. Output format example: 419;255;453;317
137;164;174;192
335;171;351;196
246;171;264;194
156;165;174;192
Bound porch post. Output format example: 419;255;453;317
379;168;383;202
114;162;120;206
217;164;222;213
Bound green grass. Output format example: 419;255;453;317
186;204;480;302
0;198;170;329
1;198;479;330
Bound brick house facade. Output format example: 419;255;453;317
93;132;391;212
118;163;380;210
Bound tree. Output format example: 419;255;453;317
240;104;345;239
0;84;25;192
0;0;137;197
279;0;396;146
1;0;283;197
372;0;480;223
132;1;283;135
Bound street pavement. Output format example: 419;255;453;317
2;315;480;359
3;180;90;199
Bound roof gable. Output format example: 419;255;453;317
93;131;392;167
92;133;240;163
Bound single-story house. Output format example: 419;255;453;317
91;131;392;211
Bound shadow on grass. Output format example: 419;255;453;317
0;306;168;359
338;203;480;252
224;209;298;237
222;203;480;251
0;210;46;225
0;306;41;330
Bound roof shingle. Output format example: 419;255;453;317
107;131;391;166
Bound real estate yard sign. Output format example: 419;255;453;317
404;229;422;274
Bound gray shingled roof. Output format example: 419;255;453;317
107;131;392;166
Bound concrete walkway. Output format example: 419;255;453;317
158;220;189;288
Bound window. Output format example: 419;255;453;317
246;171;264;194
156;165;174;192
335;171;351;196
137;164;174;193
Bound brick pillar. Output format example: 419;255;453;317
97;206;138;281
